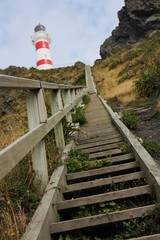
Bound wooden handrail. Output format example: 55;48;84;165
0;74;87;191
0;74;85;90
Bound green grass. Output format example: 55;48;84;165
67;149;112;173
72;107;87;125
121;111;139;130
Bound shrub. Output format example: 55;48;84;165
74;71;86;85
108;102;117;112
135;61;160;97
67;149;112;173
117;73;129;84
142;139;160;155
72;107;87;125
82;94;90;105
108;57;123;70
121;111;139;130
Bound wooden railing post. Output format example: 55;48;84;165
76;88;83;107
62;89;72;123
71;89;76;102
27;88;48;192
50;89;65;150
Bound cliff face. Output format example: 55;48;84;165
100;0;160;59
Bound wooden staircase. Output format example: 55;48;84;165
50;94;160;239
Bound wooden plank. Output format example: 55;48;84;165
75;137;122;150
81;143;121;154
88;153;135;167
128;234;160;240
109;153;135;164
78;133;121;145
81;123;114;131
89;149;122;159
57;185;151;210
0;124;46;180
50;205;156;234
41;81;59;89
78;130;119;141
51;89;65;150
0;74;40;89
63;171;144;193
81;126;118;134
27;89;48;190
67;162;139;181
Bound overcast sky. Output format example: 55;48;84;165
0;0;124;69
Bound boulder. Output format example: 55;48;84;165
100;0;160;59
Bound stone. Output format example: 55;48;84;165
100;0;160;59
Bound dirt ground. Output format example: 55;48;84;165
112;99;160;165
133;108;160;163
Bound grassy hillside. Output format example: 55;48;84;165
92;32;160;107
0;61;85;85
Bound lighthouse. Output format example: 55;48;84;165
32;24;53;70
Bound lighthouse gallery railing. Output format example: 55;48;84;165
0;74;87;190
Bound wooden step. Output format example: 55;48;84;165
50;205;156;234
57;185;152;211
67;162;140;182
63;171;145;196
81;142;122;154
78;133;121;144
78;129;119;141
128;234;160;240
89;148;123;158
75;137;122;150
81;123;115;131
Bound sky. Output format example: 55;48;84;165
0;0;124;69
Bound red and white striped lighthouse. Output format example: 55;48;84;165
32;24;53;70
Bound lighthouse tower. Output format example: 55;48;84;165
32;24;53;70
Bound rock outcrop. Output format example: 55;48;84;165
100;0;160;59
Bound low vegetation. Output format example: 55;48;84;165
72;107;87;125
92;32;160;106
0;61;85;85
67;149;112;173
121;111;139;130
142;139;160;156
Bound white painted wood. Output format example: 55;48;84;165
0;74;40;89
27;89;48;191
76;88;83;107
50;89;65;150
0;124;46;181
40;81;59;90
85;65;97;94
62;89;72;123
71;89;76;102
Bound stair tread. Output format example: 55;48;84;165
50;205;156;234
75;137;122;150
57;185;151;210
67;161;139;181
81;142;122;154
78;133;121;144
128;234;160;240
63;171;145;193
89;148;123;158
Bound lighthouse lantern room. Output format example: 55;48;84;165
32;24;53;70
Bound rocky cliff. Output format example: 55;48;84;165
100;0;160;59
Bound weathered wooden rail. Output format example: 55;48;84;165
1;66;160;239
0;74;87;191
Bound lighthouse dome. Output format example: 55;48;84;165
34;24;46;32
